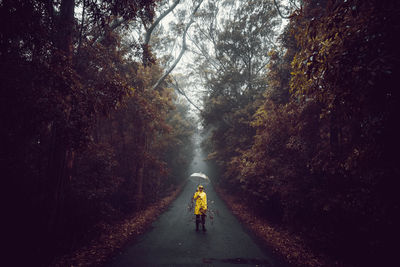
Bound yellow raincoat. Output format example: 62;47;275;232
193;189;207;215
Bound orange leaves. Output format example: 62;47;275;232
251;106;268;127
202;1;400;266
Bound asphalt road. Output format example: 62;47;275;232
107;136;285;266
107;179;285;267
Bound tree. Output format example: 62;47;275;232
218;0;400;265
194;0;280;186
0;0;157;265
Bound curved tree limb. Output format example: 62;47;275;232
144;0;181;46
91;17;127;44
92;0;181;45
77;0;86;54
273;0;292;19
171;76;202;112
151;0;204;90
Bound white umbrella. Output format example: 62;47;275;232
189;172;210;185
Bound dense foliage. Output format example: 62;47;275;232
2;0;399;266
1;0;195;265
195;0;279;183
201;0;399;266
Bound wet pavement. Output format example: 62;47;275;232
106;180;284;266
107;133;285;266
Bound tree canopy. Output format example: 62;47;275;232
1;0;198;265
1;0;399;266
198;0;400;266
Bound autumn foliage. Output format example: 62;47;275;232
1;0;195;266
2;0;399;266
202;0;399;266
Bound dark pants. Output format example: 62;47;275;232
196;214;206;230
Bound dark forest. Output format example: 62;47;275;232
1;0;399;266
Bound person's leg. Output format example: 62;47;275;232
195;215;200;231
201;214;206;231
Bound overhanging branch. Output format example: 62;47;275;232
151;0;204;90
144;0;181;46
171;76;202;112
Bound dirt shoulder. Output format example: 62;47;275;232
215;187;349;267
51;184;184;267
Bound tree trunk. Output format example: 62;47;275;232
135;127;146;210
330;99;341;155
57;0;75;57
44;124;69;251
135;160;145;210
44;0;75;252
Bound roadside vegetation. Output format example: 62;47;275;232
1;1;398;266
1;1;197;266
200;1;399;266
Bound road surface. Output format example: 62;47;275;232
106;180;286;266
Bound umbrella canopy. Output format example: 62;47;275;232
189;172;210;185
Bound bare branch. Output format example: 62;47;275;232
77;0;86;54
92;1;181;46
273;0;292;19
171;76;202;112
144;0;181;46
151;0;204;90
187;33;221;72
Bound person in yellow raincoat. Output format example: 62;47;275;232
193;185;207;231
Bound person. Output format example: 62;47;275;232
193;185;207;231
